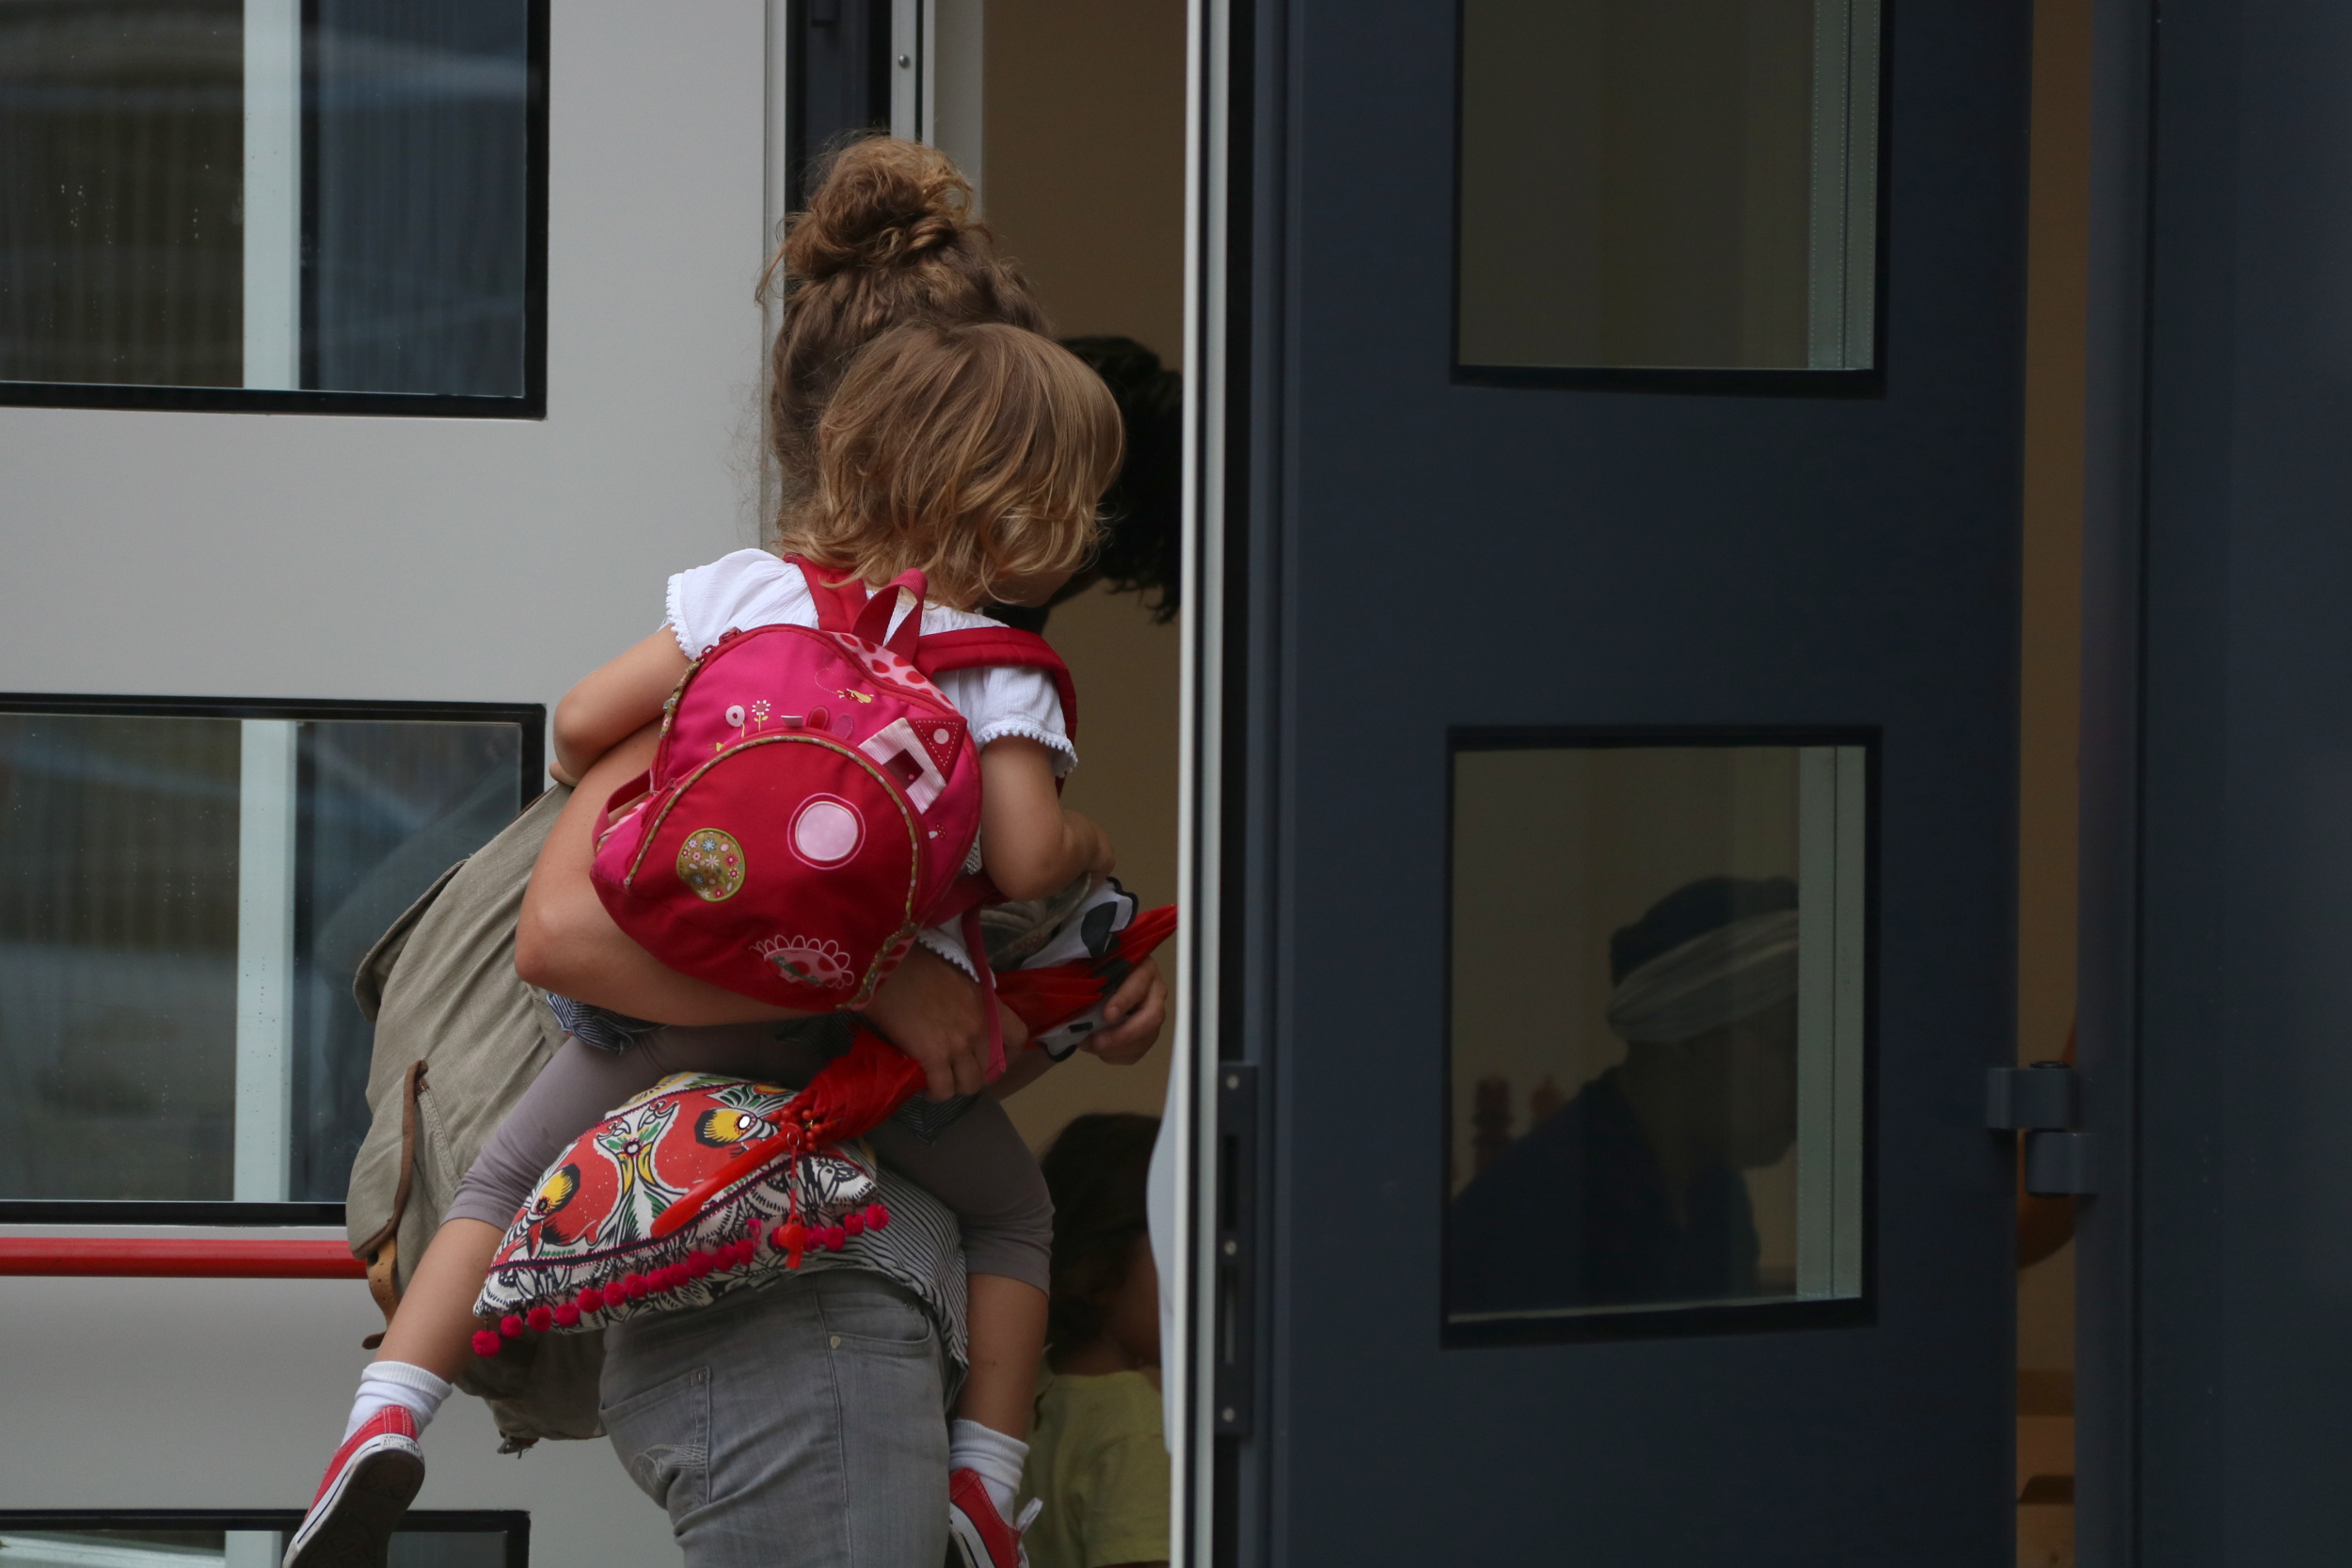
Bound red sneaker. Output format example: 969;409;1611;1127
281;1407;424;1568
946;1467;1042;1568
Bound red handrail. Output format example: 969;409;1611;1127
0;1237;366;1279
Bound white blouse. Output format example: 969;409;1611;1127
665;549;1075;777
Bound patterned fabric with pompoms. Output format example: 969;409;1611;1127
471;1072;884;1347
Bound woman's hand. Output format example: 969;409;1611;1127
862;947;1032;1101
985;957;1167;1101
1082;958;1167;1066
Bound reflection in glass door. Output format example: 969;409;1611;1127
1443;736;1867;1339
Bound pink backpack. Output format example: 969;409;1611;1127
591;557;1075;1030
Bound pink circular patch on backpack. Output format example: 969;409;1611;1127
790;796;864;866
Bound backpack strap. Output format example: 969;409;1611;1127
850;569;929;659
792;556;865;632
917;628;1080;743
787;555;1079;738
961;905;1008;1082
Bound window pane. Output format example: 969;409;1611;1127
0;709;528;1209
289;719;524;1201
1443;741;1866;1332
1455;0;1881;372
0;716;240;1203
0;0;536;402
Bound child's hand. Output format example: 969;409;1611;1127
1068;810;1117;878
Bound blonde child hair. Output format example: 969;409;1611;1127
779;320;1124;610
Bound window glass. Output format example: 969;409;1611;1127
1455;0;1880;374
0;705;533;1213
0;0;540;407
1444;739;1867;1337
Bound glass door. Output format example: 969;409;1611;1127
1183;0;2032;1559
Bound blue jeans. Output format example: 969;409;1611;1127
600;1271;951;1568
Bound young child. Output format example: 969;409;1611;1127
289;320;1127;1568
1020;1114;1170;1568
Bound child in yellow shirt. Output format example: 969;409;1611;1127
1021;1114;1170;1568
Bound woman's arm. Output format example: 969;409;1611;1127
977;737;1115;902
516;728;793;1023
548;627;691;786
515;725;1018;1098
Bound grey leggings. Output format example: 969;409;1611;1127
446;1021;1052;1291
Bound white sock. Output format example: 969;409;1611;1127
342;1360;453;1443
949;1418;1030;1518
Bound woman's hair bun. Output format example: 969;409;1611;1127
787;136;973;281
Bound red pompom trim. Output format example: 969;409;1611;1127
553;1302;582;1327
472;1329;502;1357
500;1313;526;1338
842;1212;865;1237
866;1203;891;1230
623;1274;649;1300
526;1305;555;1332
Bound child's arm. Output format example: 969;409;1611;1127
548;628;691;786
976;736;1114;902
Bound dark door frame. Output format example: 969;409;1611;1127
2078;1;2352;1561
2073;0;2152;1559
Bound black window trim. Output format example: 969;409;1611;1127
1438;723;1881;1348
0;691;545;1227
0;1510;528;1567
0;0;551;420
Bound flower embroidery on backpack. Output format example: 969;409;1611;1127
678;829;745;901
754;934;854;990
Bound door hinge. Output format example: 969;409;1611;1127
1214;1063;1257;1437
2024;1131;2098;1196
1987;1061;2096;1196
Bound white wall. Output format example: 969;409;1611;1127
0;0;774;1552
0;1230;676;1561
0;0;773;730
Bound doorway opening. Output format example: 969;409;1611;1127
2017;1;2092;1562
921;4;1193;1563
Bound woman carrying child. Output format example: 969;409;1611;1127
289;138;1166;1568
